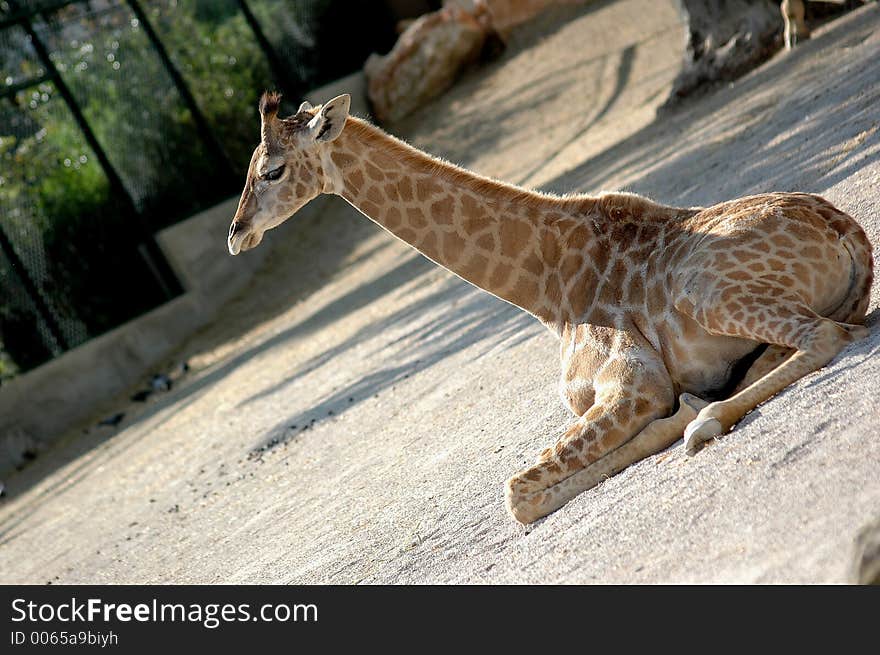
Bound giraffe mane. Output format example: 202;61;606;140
341;116;601;216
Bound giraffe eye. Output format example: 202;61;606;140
263;165;285;181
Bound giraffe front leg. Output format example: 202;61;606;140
506;366;676;524
508;392;708;523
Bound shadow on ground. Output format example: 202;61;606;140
248;272;535;454
547;18;880;204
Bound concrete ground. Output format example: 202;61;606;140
2;0;879;584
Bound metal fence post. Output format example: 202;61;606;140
0;223;67;353
124;0;240;183
235;0;305;103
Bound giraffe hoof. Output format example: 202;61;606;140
683;416;723;455
505;481;548;525
843;324;870;342
506;495;542;525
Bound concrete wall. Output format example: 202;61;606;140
0;197;262;475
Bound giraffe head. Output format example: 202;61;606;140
227;92;351;255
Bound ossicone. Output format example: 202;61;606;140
259;91;282;119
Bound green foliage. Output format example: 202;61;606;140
1;83;165;356
0;350;19;381
148;0;274;172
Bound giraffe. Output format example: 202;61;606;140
781;0;809;49
228;92;873;524
780;1;870;50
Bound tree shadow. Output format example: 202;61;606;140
0;207;403;509
392;1;683;180
512;43;636;186
247;271;538;454
546;14;880;206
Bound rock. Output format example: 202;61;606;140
365;3;492;124
366;1;593;124
97;413;125;428
661;0;783;110
851;517;880;585
150;374;172;392
365;1;593;123
0;426;39;472
446;0;586;34
132;364;184;402
662;0;871;109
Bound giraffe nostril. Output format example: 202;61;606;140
229;221;248;238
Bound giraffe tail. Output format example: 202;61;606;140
832;221;874;325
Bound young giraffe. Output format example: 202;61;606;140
229;93;873;524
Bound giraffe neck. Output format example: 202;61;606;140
325;116;599;327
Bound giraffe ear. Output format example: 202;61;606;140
298;100;313;113
307;94;350;143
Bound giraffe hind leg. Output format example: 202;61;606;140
731;345;793;395
726;267;870;399
683;304;868;454
715;248;869;423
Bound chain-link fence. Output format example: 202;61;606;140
0;0;401;381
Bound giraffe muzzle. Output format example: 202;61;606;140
228;221;262;255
